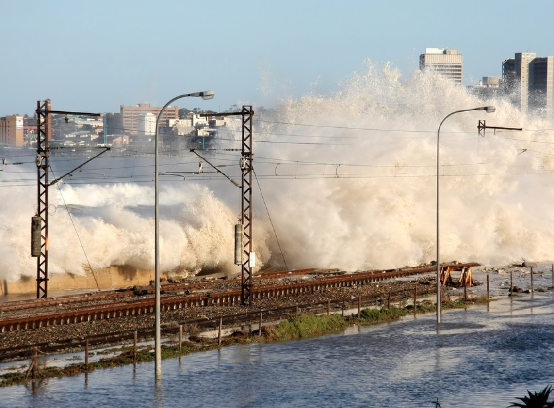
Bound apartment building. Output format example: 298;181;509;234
0;115;24;147
138;113;156;137
419;48;463;85
120;103;178;136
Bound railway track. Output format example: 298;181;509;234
0;263;478;333
0;286;437;362
0;268;327;313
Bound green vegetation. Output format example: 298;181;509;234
357;306;411;323
0;295;490;387
264;314;348;341
354;296;491;325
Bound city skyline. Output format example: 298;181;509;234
2;0;553;117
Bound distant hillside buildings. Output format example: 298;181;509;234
0;100;227;148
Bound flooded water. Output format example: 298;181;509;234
3;291;554;408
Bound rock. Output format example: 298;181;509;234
132;286;149;296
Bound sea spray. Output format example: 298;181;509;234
0;180;270;280
1;60;554;280
223;61;554;270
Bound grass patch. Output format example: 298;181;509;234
0;372;26;387
264;314;348;342
354;296;492;325
357;307;410;324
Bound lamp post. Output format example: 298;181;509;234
155;91;214;380
436;106;495;324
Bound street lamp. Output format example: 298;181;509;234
436;106;495;324
155;91;214;380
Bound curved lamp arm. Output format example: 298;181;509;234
154;90;215;381
435;105;494;324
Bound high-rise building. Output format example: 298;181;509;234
0;115;24;147
502;52;536;114
120;103;179;135
419;48;463;85
503;52;554;118
529;56;554;117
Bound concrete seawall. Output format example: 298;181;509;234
0;266;174;296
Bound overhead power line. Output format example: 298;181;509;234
49;166;101;292
253;167;288;270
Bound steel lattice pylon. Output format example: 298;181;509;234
33;101;102;298
198;106;255;305
240;106;254;305
35;100;51;298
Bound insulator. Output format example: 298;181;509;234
234;224;243;265
31;216;42;257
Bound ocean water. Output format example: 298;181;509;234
3;293;554;408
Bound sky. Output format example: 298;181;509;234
2;0;554;117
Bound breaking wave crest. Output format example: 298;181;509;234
2;60;554;281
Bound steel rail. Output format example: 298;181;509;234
0;285;435;362
0;268;323;312
0;263;477;333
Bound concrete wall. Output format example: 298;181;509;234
0;266;172;296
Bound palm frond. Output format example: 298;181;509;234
509;386;554;408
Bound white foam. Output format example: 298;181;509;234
2;61;553;280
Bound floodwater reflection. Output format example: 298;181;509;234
3;295;554;408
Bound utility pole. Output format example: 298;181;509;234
478;120;522;137
200;105;254;305
240;105;254;305
32;100;101;298
34;100;51;299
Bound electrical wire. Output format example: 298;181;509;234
49;165;101;292
6;165;554;188
0;151;544;184
257;119;478;134
8;115;554;187
253;167;288;270
494;134;554;145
